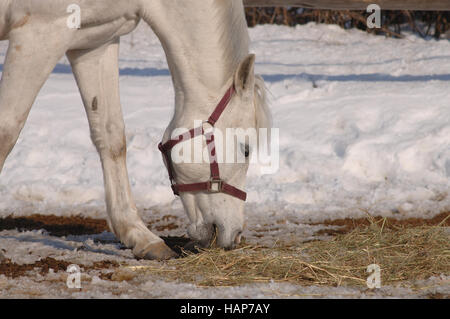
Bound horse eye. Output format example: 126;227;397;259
240;144;250;157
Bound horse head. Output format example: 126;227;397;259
160;54;271;249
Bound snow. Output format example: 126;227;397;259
0;273;448;299
1;23;449;220
0;22;449;298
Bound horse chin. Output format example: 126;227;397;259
187;222;215;248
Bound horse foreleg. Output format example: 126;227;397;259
67;39;176;260
0;28;66;173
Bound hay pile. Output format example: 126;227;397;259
128;216;449;288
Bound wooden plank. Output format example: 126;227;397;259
243;0;450;10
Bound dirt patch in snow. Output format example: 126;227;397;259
0;212;447;250
0;214;108;236
0;214;191;258
312;212;450;236
0;257;120;279
0;213;181;235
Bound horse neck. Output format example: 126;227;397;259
0;0;10;39
142;0;249;119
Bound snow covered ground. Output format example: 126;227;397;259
1;23;449;220
0;23;449;298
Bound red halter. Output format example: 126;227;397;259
158;85;247;201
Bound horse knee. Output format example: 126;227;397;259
91;120;126;160
106;121;127;160
0;124;20;157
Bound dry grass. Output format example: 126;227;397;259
126;215;449;288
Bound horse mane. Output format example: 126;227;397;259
213;0;250;81
211;1;271;129
254;75;272;130
212;1;271;129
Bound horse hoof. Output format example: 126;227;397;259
142;241;178;261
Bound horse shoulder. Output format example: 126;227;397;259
0;0;11;40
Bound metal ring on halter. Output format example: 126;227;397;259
207;178;223;193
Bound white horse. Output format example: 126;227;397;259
0;0;271;260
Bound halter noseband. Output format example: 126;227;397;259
158;85;247;201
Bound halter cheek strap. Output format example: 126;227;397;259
158;85;247;201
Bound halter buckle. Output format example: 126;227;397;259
208;178;223;193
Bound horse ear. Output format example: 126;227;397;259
234;54;256;97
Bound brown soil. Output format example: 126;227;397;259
0;214;108;236
0;257;120;279
312;212;450;236
0;214;192;260
0;257;72;278
0;213;181;235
